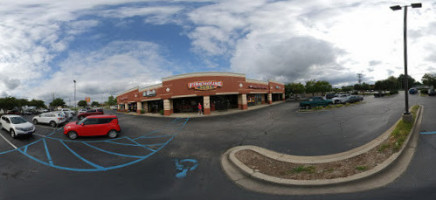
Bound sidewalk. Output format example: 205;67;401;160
119;101;284;118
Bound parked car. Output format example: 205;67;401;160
428;89;436;96
409;88;418;94
32;111;67;127
110;105;118;110
77;108;104;120
325;93;337;100
299;97;332;109
63;115;121;140
78;108;87;115
0;115;35;138
60;108;75;119
332;94;351;104
347;95;364;103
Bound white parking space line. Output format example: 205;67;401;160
0;133;17;149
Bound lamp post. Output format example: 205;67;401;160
390;3;421;122
73;80;76;110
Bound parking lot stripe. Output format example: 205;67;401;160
82;142;144;158
59;140;104;170
43;139;54;165
0;132;17;149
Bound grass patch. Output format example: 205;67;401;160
335;104;344;108
378;144;390;152
291;165;316;174
356;166;368;171
389;105;419;152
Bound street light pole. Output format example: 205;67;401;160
73;80;76;111
390;3;421;122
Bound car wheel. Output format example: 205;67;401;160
107;130;118;138
334;100;340;104
33;119;38;125
68;131;78;140
10;129;16;138
49;121;57;127
305;105;311;110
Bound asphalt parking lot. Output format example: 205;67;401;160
1;93;436;200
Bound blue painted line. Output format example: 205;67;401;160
0;148;17;155
59;140;104;170
82;142;145;158
1;117;190;172
174;157;198;178
420;131;436;135
104;140;145;147
43;139;54;165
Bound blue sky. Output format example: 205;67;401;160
1;0;435;104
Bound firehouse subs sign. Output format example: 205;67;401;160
188;81;223;91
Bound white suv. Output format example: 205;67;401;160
60;108;75;119
32;111;67;127
0;115;35;138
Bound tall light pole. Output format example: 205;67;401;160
73;80;76;110
390;3;421;122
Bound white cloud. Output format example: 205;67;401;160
29;40;172;104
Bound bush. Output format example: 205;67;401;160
421;89;428;94
140;110;145;114
159;110;164;115
389;90;399;95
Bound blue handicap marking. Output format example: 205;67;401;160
175;158;198;178
420;131;436;135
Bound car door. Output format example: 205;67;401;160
2;117;11;131
80;118;100;136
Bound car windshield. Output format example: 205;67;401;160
77;118;87;125
10;117;27;124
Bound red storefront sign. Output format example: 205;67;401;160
188;81;223;90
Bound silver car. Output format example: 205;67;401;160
32;111;67;127
0;115;35;138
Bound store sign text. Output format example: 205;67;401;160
248;85;267;89
188;81;223;90
143;90;156;97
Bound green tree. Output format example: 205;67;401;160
29;99;46;108
305;80;317;96
106;95;117;106
285;83;305;98
50;98;66;108
78;100;87;107
91;101;100;107
314;81;332;95
0;97;18;111
397;74;416;90
422;73;436;87
341;86;354;92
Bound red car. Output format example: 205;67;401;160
77;108;104;120
63;115;120;140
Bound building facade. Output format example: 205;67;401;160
116;72;285;116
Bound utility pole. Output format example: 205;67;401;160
357;73;363;84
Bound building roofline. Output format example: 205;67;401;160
139;84;163;92
162;72;245;82
116;86;138;97
246;79;268;85
268;80;284;85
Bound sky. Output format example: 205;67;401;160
1;0;435;105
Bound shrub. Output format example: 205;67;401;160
159;110;164;115
140;110;145;114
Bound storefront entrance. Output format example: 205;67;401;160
247;94;263;106
210;95;238;111
148;100;163;113
272;93;283;102
173;97;203;113
128;103;137;112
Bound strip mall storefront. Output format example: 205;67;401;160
116;72;285;116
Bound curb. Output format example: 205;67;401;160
221;105;423;194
